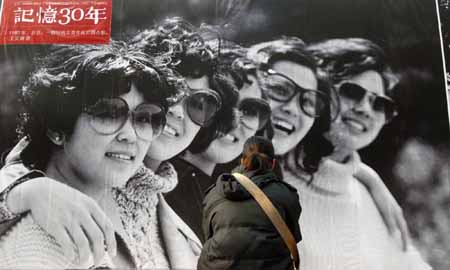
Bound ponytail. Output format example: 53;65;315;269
241;152;273;172
240;136;282;179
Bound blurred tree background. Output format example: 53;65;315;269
0;0;449;268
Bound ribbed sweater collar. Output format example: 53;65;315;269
312;152;361;195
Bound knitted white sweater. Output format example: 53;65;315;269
284;153;431;270
0;163;178;269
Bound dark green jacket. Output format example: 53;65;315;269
198;168;302;270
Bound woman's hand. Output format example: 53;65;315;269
6;177;117;265
355;163;410;251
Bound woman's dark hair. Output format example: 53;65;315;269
211;39;253;90
129;17;215;79
18;40;182;170
286;38;399;176
248;37;336;174
185;37;244;154
130;18;239;154
241;136;282;179
306;38;399;97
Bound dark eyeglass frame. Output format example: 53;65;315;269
337;82;398;122
259;67;330;118
238;97;272;131
82;97;167;141
166;87;222;127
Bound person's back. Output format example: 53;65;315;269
198;136;302;270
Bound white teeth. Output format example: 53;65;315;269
223;133;238;143
106;153;133;161
345;119;365;131
274;120;294;132
163;125;178;137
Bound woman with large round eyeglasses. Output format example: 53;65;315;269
82;97;167;140
207;37;416;267
0;18;234;269
258;67;330;117
0;40;202;269
163;41;278;242
128;18;238;174
280;38;431;270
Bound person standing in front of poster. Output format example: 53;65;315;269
198;135;301;270
243;36;414;251
281;38;431;270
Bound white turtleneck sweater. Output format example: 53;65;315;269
284;152;431;270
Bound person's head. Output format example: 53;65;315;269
130;18;238;161
19;41;180;187
198;41;271;164
240;136;277;175
307;38;399;155
248;37;336;172
184;37;241;158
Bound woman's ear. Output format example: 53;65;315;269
47;129;65;146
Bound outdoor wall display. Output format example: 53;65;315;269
0;1;448;270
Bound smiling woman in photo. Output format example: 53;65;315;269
0;18;236;269
0;41;188;268
130;18;228;171
164;41;276;242
280;38;431;269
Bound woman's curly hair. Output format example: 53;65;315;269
130;18;240;153
248;37;337;174
306;38;399;97
129;17;215;78
210;39;275;139
18;40;183;170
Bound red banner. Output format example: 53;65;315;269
0;0;112;44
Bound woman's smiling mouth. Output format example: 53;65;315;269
342;116;368;132
273;118;296;135
105;152;135;162
223;133;239;143
162;121;183;138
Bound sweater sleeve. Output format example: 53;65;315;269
0;214;77;269
0;138;33;226
0;163;36;237
0;138;32;191
0;163;31;193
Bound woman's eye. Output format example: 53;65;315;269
303;99;315;109
189;98;204;110
135;114;152;124
96;110;120;119
265;84;292;100
270;85;289;96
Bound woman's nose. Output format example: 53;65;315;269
116;115;139;143
279;94;300;116
241;114;260;131
352;94;374;117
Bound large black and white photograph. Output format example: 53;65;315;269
0;0;449;269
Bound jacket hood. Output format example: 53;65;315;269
216;165;278;201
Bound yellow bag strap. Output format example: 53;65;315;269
232;173;300;270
